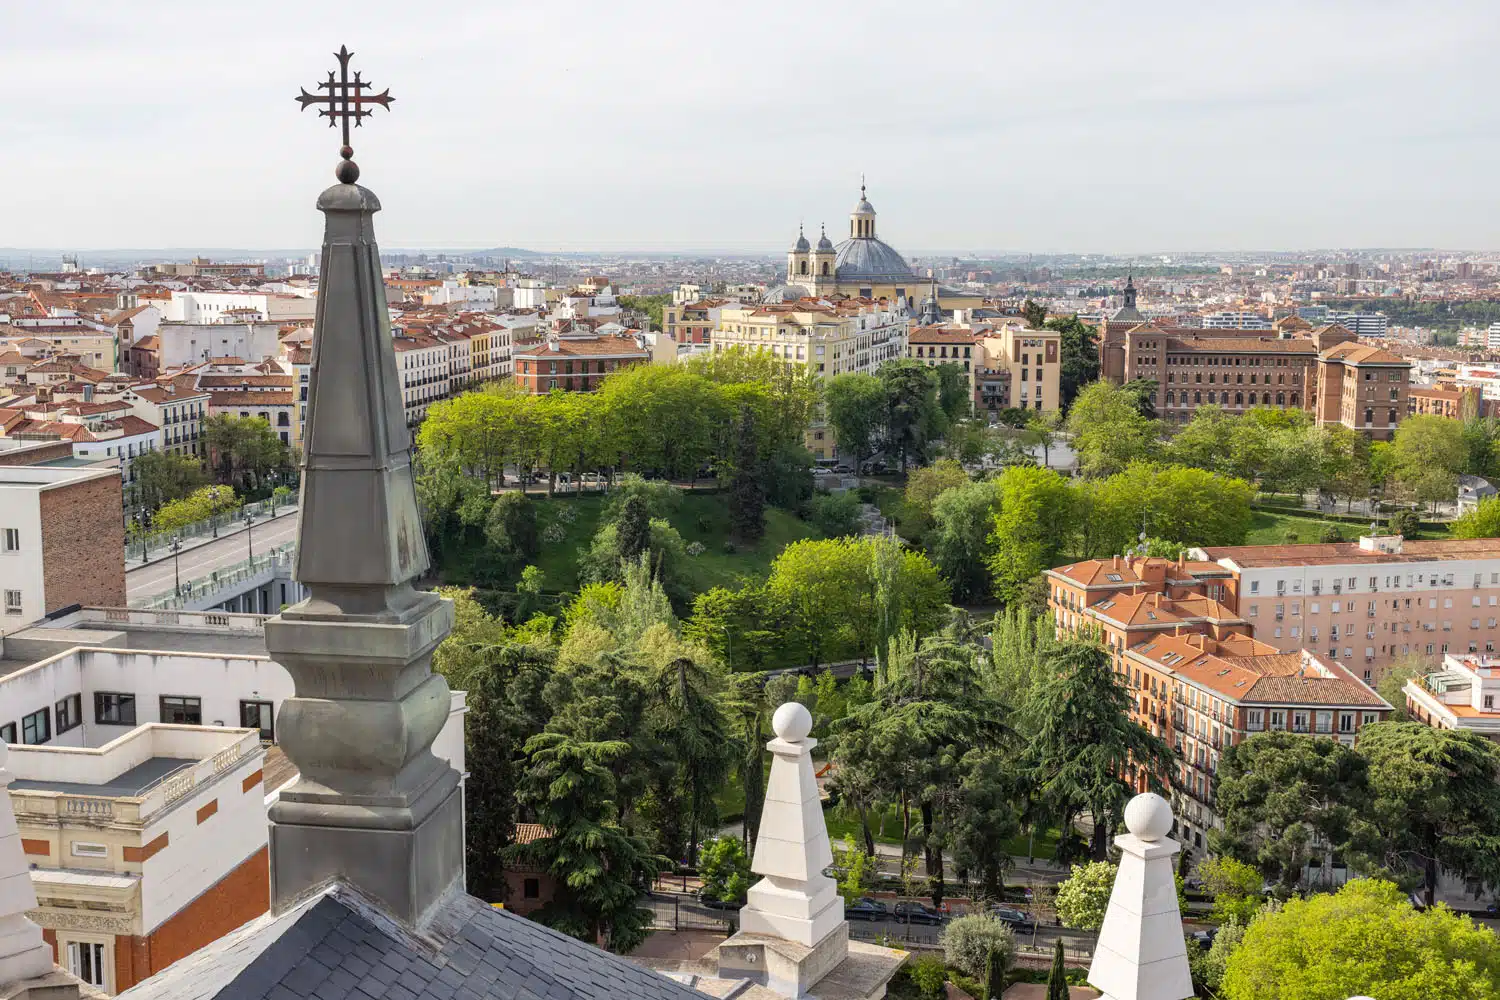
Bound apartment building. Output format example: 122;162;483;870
713;298;907;459
979;326;1061;414
1313;341;1409;441
906;326;981;396
9;724;266;993
1050;535;1500;686
511;332;666;396
1200;311;1272;330
120;384;209;459
1122;635;1391;853
1408;383;1482;420
662;298;734;346
0;467;125;633
0;607;472;989
1404;652;1500;741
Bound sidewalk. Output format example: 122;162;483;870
127;504;299;571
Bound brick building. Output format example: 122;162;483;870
0;467;125;633
1050;534;1500;688
1408;382;1483;420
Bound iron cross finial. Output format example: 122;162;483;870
295;45;395;184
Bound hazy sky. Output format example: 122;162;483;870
2;1;1496;254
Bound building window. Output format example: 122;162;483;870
66;942;106;988
55;695;81;735
95;692;136;726
2;591;19;616
22;708;49;745
1247;709;1264;730
523;877;541;900
2;528;17;552
160;696;202;725
240;700;274;741
0;723;13;743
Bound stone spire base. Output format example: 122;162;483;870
0;748;64;992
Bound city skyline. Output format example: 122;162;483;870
1;1;1497;253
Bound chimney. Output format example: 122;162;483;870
1187;634;1205;649
1113;555;1121;569
1152;593;1162;608
262;174;460;924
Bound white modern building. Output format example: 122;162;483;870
151;292;314;325
152;323;282;369
1200;310;1272;330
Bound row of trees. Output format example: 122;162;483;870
911;460;1254;605
417;350;817;494
129;413;296;529
1066;379;1500;509
1211;724;1500;907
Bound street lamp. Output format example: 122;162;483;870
243;510;255;562
170;535;183;597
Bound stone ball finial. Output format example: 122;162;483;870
1123;792;1174;842
772;702;813;742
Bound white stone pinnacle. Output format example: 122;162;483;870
0;744;59;985
739;702;845;948
1087;792;1194;1000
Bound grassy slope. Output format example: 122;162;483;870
1246;509;1452;546
531;490;818;594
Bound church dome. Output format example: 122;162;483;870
791;228;810;252
833;237;914;283
816;226;834;251
763;283;812;303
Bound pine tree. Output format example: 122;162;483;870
1046;936;1068;1000
616;495;651;561
728;407;765;544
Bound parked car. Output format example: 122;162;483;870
989;905;1036;933
845;898;890;921
893;901;944;925
1190;928;1217;950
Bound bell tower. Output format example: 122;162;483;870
809;223;836;294
850;178;876;239
787;224;812;285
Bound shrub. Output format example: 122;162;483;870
603;473;682;522
906;954;948;1000
1319;524;1343;543
809;490;863;539
941;913;1015;981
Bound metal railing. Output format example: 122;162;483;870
133;543;296;610
128;496;297;564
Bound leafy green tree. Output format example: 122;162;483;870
808;490;862;539
950;748;1025;901
1454;496;1500;538
1198;855;1265;925
645;649;735;865
832;836;878;903
510;732;662;951
1047;314;1099;412
433;589;555;902
928;479;1004;603
616;293;671;330
484;490;539;577
1023;410;1062;467
878;359;946;472
1388;509;1422;538
904;458;970;517
1066;381;1159;477
1055;860;1116;930
205;413;293;492
934;362;972;423
1391;413;1468;509
1027;639;1175;859
1375;654;1428;721
728;407;766;544
987;465;1078;607
1084;462;1254;558
1221;879;1500;1000
1021;299;1048;329
1359;722;1500;906
941;914;1015;983
151;484;239;534
1211;732;1369;889
604;473;683;522
416;455;493;563
1190;918;1246;998
130;450;207;513
825;373;887;470
698;835;751;903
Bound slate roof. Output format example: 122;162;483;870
118;881;704;1000
832;237;912;282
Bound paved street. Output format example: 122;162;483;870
126;514;299;602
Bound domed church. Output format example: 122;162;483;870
784;183;921;304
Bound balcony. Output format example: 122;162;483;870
8;726;263;826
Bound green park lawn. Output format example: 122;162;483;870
529;490;818;594
1245;509;1451;546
